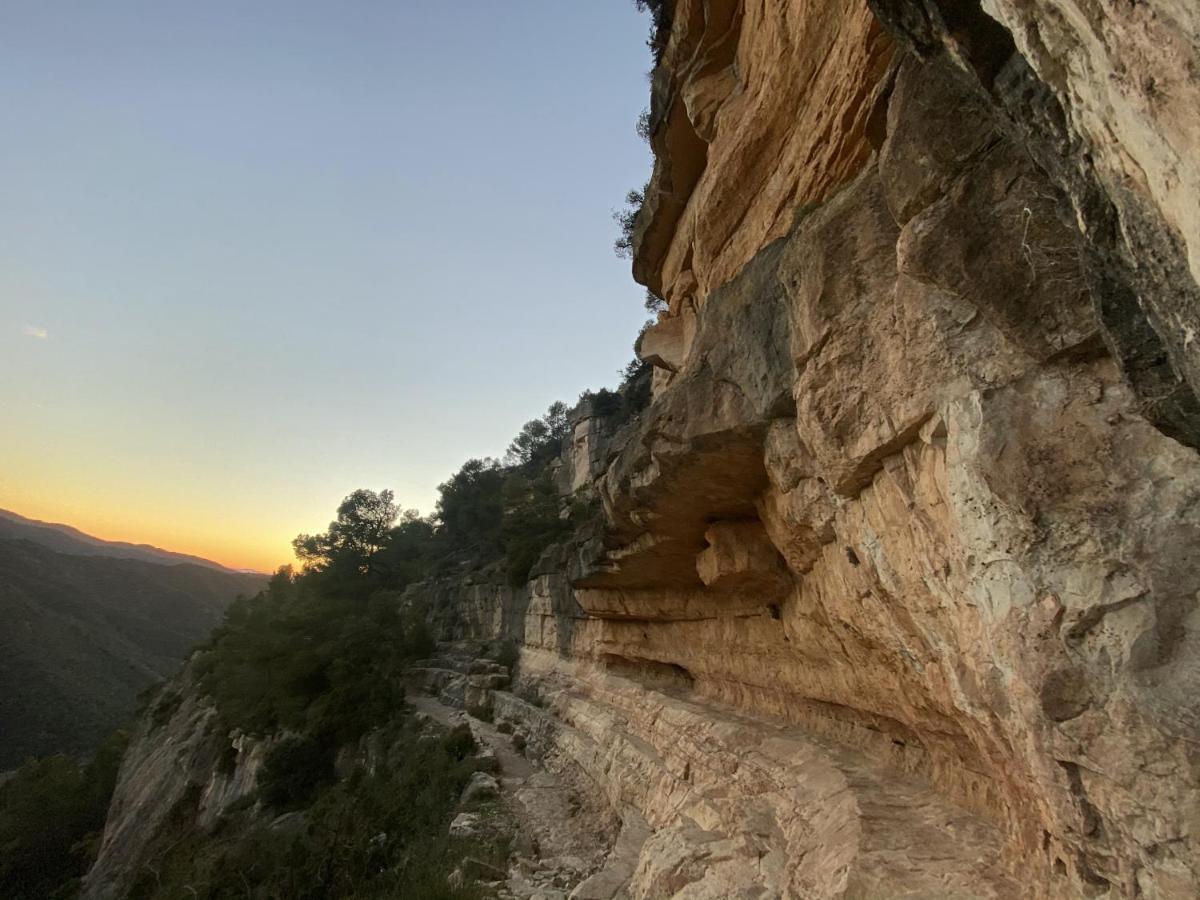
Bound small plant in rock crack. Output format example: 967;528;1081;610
613;185;647;259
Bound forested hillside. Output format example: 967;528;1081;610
0;538;264;767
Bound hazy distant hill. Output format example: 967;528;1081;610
0;508;259;573
0;538;266;768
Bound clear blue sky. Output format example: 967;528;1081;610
0;1;655;570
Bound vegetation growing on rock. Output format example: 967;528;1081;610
612;184;646;260
124;720;493;900
100;489;517;898
633;0;671;65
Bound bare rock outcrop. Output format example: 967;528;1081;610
437;2;1200;897
634;0;894;311
867;0;1200;447
85;2;1200;897
82;663;272;899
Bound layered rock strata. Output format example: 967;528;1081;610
445;2;1200;897
84;2;1200;897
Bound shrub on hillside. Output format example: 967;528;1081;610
196;585;426;740
494;640;520;673
258;734;335;810
0;730;128;899
130;722;487;900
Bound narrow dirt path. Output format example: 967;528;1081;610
411;693;534;782
410;692;622;899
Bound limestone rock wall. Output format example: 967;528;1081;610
498;650;1022;898
86;3;1200;896
82;662;273;900
867;0;1200;447
411;567;530;644
461;3;1200;897
635;0;895;311
981;0;1200;290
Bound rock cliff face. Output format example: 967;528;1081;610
84;663;274;899
86;2;1200;897
440;2;1200;897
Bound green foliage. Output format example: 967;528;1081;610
372;511;442;587
436;419;576;586
162;526;490;896
258;735;335;810
579;379;652;425
201;450;569;743
129;723;489;900
590;388;625;418
0;730;128;899
610;318;657;417
636;107;652;143
436;459;506;552
505;401;570;469
634;0;672;64
494;640;520;673
499;469;572;586
292;488;399;579
443;723;477;762
619;357;653;414
613;185;647;259
196;582;428;740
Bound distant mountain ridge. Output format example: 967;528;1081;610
0;508;261;574
0;516;268;768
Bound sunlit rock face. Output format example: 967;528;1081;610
493;2;1200;897
867;0;1200;448
79;3;1200;896
633;0;895;314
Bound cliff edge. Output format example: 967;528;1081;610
87;2;1200;897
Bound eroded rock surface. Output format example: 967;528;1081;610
635;0;894;311
434;3;1200;897
82;663;274;900
85;2;1200;897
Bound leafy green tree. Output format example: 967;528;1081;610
613;185;646;259
505;401;570;468
197;579;429;740
500;469;571;585
267;563;296;598
435;459;505;549
258;735;335;810
543;401;569;442
373;511;441;588
293;488;398;576
127;723;486;900
644;289;667;312
506;418;550;467
636;107;652;143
